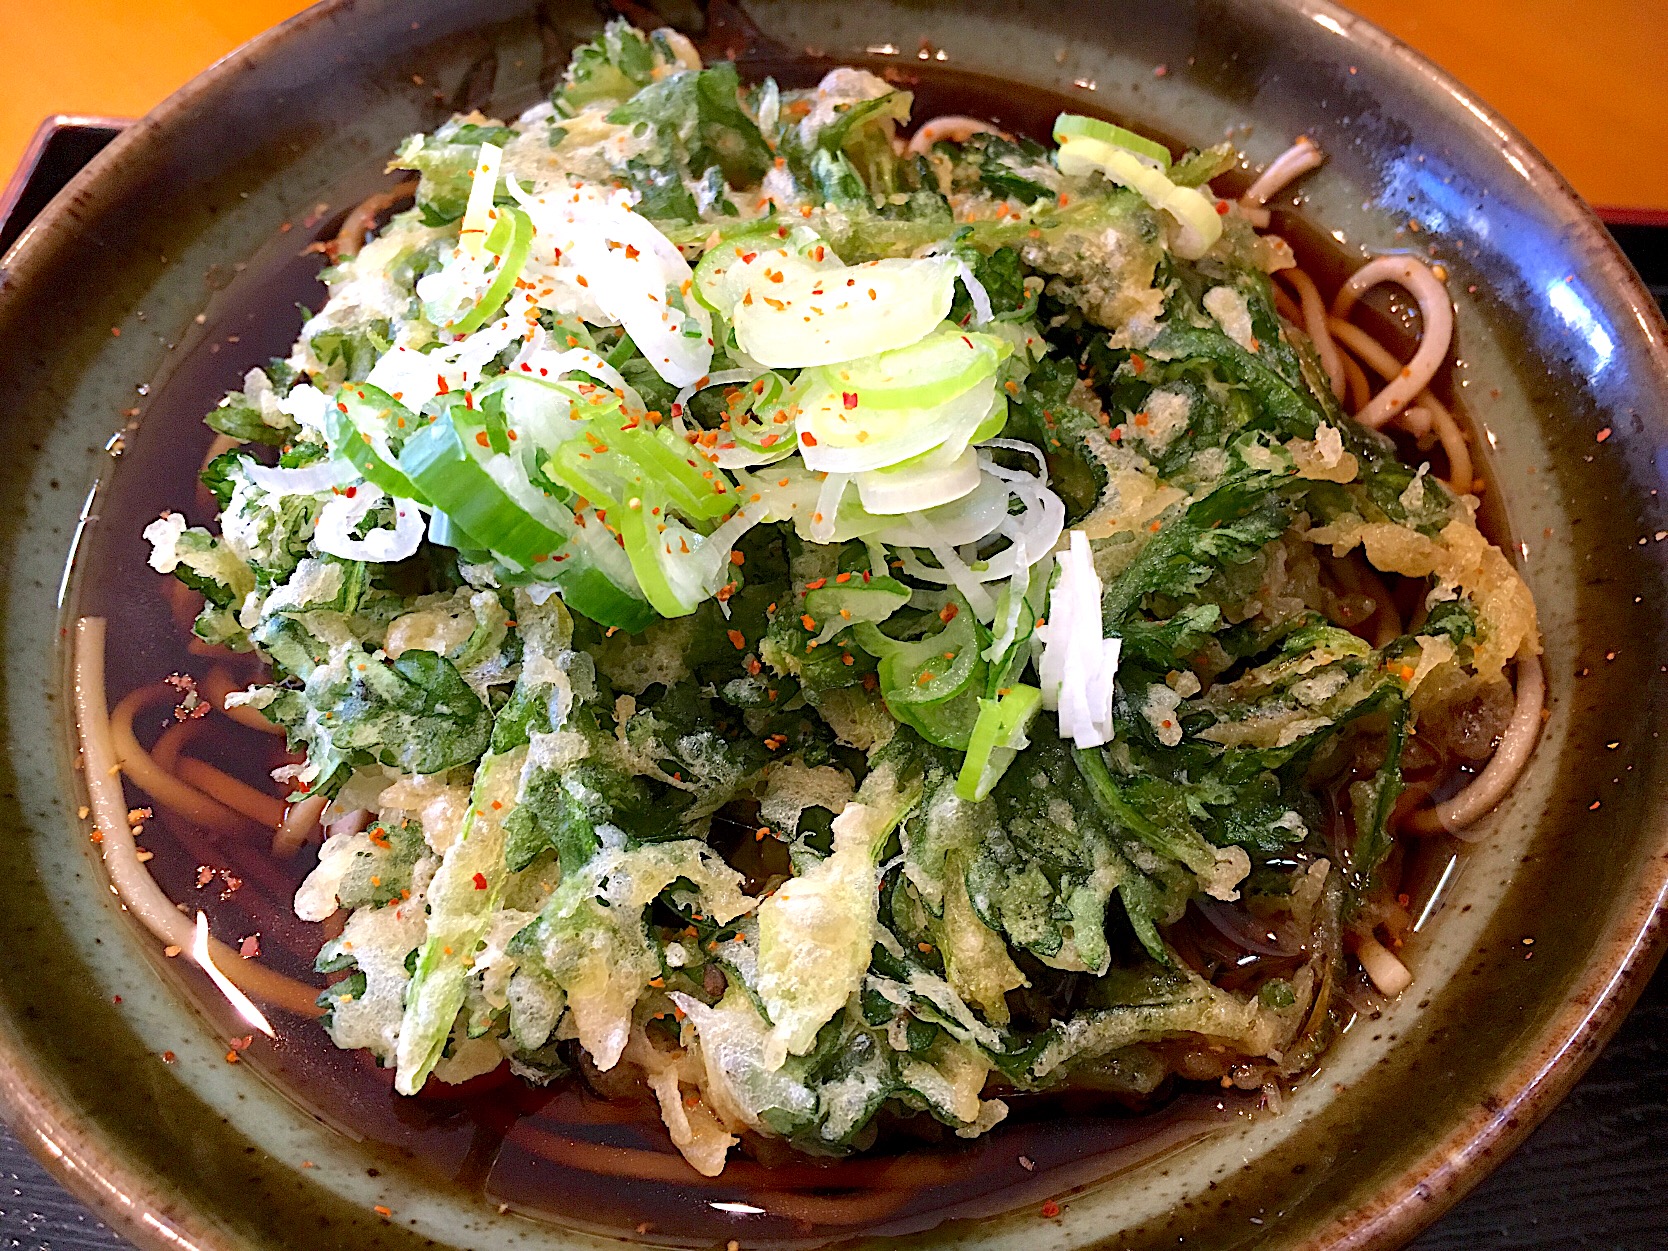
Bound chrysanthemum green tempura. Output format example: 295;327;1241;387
145;19;1538;1176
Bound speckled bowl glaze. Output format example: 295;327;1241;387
1;1;1665;1248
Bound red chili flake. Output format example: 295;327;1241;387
624;244;639;259
475;431;491;447
843;391;859;409
727;629;746;650
374;1206;392;1219
939;602;959;623
801;613;817;631
1130;355;1146;375
239;935;261;959
1215;199;1230;215
805;577;828;590
1596;427;1612;442
834;571;852;583
1041;1200;1061;1218
800;431;818;446
437;375;450;394
472;872;489;890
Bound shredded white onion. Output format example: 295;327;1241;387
956;261;994;326
809;473;851;543
508;175;714;387
1035;530;1120;747
673;368;760;414
980;536;1033;663
313;484;425;563
245;458;345;496
879;452;1063;601
507;335;647;414
906;115;1012;156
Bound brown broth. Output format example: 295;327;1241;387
65;58;1494;1248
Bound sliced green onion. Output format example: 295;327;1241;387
551;561;659;634
797;374;1000;474
732;256;960;368
542;439;624;513
326;386;424;501
398;414;566;569
1055;136;1222;259
715;373;798;467
611;424;736;520
426;509;483;553
814;327;1008;411
854;446;983;516
854;591;988;749
619;497;700;618
804;575;911;643
480;388;512;455
968;394;1009;443
1052;113;1172;169
451;205;533;335
954;684;1043;801
692;225;837;318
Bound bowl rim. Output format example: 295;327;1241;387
1;2;1666;1249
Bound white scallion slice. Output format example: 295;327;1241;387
244;459;347;496
1052;113;1171;169
732;256;959;368
1056;135;1222;259
854;446;982;515
691;226;838;319
797;375;999;474
1035;529;1121;748
814;327;1008;411
458;143;504;261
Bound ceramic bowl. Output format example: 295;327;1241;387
1;1;1665;1248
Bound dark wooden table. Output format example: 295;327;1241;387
3;124;1666;1251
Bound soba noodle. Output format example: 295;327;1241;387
73;619;321;1018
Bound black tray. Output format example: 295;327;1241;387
2;116;1665;1251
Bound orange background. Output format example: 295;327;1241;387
1;0;1664;209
